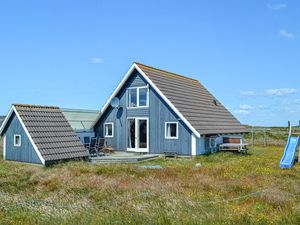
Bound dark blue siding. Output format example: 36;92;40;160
127;108;149;117
149;89;191;155
95;70;192;155
95;70;148;150
126;71;147;87
4;113;42;164
196;137;206;154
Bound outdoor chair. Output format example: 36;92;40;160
95;137;105;156
83;137;90;149
87;137;98;156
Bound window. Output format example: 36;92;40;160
104;123;114;137
14;134;21;147
165;122;178;139
128;86;149;108
128;88;137;107
139;87;148;107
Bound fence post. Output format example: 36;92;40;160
288;121;291;137
252;126;254;146
263;128;267;147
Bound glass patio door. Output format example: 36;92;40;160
127;118;148;152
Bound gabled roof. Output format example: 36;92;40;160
61;108;100;131
136;63;247;135
0;104;89;165
93;62;247;136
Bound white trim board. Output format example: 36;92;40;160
191;134;196;156
0;106;14;135
1;106;45;165
92;63;201;138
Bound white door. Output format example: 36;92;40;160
127;118;149;152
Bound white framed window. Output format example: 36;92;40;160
104;123;114;138
14;134;21;147
127;86;149;108
165;122;178;139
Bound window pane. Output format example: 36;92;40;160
105;124;113;136
139;88;148;107
128;89;137;107
166;123;177;138
170;124;177;137
84;136;90;144
167;124;171;137
128;119;135;148
14;135;21;146
138;119;147;148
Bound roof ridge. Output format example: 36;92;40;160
13;104;60;109
134;62;199;83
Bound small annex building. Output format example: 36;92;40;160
0;104;89;165
93;62;247;155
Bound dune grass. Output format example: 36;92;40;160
0;144;299;224
244;126;300;146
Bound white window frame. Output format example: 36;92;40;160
165;122;179;139
104;123;114;138
127;85;149;108
14;134;21;147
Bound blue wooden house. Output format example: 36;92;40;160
93;63;247;155
0;104;89;165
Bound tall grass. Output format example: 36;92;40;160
0;141;299;224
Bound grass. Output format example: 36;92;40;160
0;142;299;224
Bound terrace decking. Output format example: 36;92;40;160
90;151;160;163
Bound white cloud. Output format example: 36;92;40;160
266;88;298;96
239;104;253;110
267;3;287;10
234;109;250;115
233;104;254;115
91;57;104;64
279;29;295;39
241;91;256;97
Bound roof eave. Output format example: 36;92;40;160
0;105;15;136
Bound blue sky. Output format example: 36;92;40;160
0;0;299;126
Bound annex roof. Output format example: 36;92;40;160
0;104;89;164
